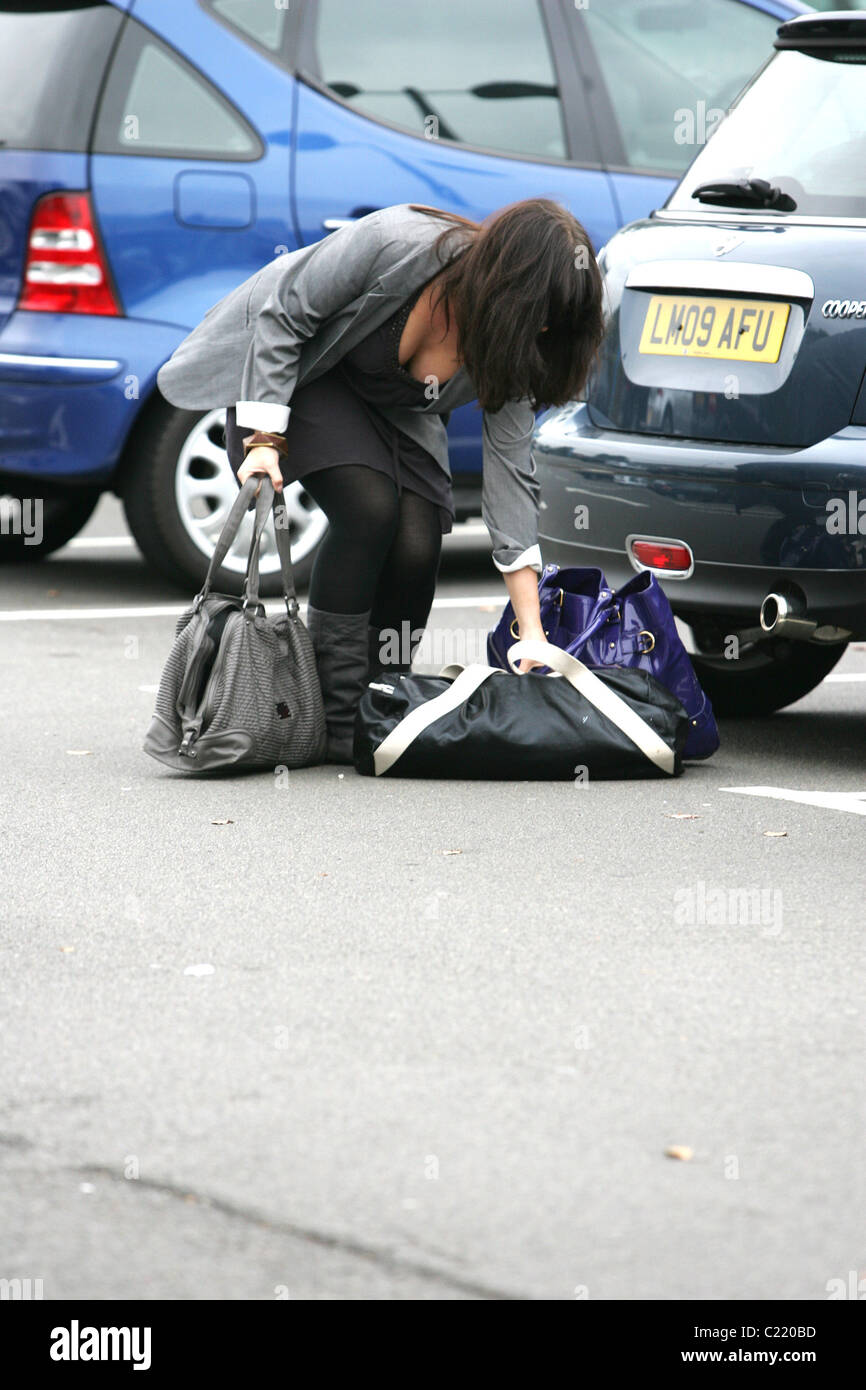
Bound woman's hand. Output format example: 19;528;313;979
237;444;283;492
513;623;549;674
502;564;548;673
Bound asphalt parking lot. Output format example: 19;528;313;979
1;499;864;1300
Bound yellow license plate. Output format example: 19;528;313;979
638;294;790;363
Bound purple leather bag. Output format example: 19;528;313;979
487;563;719;760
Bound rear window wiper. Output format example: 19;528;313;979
691;178;797;211
470;81;559;99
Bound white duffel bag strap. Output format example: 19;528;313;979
372;663;505;776
506;639;676;776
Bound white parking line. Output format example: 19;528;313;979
824;673;866;682
0;604;190;622
65;535;135;549
721;786;866;815
63;523;489;551
0;595;506;622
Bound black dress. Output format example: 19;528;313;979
224;275;456;535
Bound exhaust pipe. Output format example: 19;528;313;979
759;591;819;640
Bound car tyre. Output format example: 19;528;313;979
122;397;327;596
691;637;848;716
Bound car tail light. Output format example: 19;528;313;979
628;536;694;577
18;192;121;316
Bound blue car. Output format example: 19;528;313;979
534;8;866;715
0;0;807;592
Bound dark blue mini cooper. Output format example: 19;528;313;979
535;11;866;715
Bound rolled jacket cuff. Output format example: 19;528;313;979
492;543;543;574
235;401;291;433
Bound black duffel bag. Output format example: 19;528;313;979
353;639;688;780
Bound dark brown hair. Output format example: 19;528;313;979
408;199;604;413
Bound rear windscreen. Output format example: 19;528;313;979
0;2;123;152
668;48;866;220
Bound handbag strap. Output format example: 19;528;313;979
569;600;618;648
242;480;281;615
191;472;300;614
195;475;260;606
244;481;299;615
372;664;505;776
192;474;299;617
506;639;676;775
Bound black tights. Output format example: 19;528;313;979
299;465;443;650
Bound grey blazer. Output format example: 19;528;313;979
156;203;542;572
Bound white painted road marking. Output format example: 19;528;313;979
0;605;192;622
62;523;489;551
0;595;507;622
722;786;866;815
65;535;135;549
824;673;866;682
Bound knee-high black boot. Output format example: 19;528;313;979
306;604;372;764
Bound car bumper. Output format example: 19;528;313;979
0;311;189;486
534;404;866;635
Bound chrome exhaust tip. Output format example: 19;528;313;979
759;591;818;640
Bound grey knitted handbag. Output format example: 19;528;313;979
144;476;327;773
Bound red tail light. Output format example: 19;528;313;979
18;192;121;316
628;537;694;576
